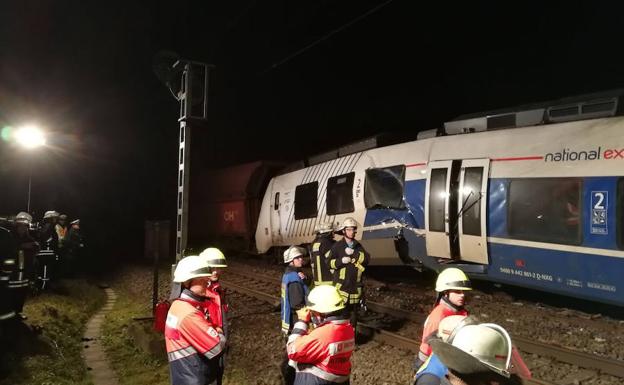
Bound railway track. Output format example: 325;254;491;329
222;265;624;384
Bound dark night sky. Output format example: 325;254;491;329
1;1;623;257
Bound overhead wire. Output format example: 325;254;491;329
264;0;396;73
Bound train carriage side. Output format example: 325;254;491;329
420;116;624;306
254;116;624;306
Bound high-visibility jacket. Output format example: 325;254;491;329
327;239;369;304
310;234;335;286
281;267;309;334
287;318;355;384
204;281;228;335
165;291;227;385
418;298;468;362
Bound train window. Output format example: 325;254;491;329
364;165;406;210
295;182;318;219
274;192;280;210
617;178;624;250
462;167;483;236
429;168;447;232
508;178;582;245
327;172;355;215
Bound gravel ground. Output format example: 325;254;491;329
116;259;624;385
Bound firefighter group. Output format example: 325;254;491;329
166;217;530;385
0;210;84;321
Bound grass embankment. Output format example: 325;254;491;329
99;267;169;385
0;279;106;385
100;265;251;385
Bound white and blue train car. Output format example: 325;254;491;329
255;94;624;306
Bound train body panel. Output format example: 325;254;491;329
255;115;624;305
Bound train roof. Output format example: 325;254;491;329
445;89;624;135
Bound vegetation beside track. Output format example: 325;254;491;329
0;279;105;385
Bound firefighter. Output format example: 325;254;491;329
12;212;39;319
414;315;477;385
429;323;522;385
287;285;355;385
40;210;59;251
165;255;227;385
66;219;84;277
327;217;369;329
310;222;335;286
415;268;471;370
199;247;229;385
281;246;310;385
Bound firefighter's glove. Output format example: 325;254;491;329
341;256;352;265
296;307;311;323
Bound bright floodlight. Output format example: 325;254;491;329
15;125;46;149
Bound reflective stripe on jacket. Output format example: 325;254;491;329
287;319;355;384
204;282;228;334
418;298;468;359
165;291;226;385
327;239;369;302
310;234;335;286
281;268;309;334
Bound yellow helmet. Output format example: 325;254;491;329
306;285;345;314
199;247;227;267
435;268;472;292
173;255;212;283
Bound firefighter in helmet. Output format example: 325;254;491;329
199;247;229;385
12;212;39;319
310;222;335;286
287;285;355;385
165;255;226;385
429;322;521;385
327;217;370;329
281;245;310;385
415;268;471;370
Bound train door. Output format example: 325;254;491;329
425;160;455;258
457;159;489;264
270;182;283;245
425;159;489;264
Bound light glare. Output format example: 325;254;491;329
15;125;46;149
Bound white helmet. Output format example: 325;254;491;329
283;246;306;264
15;212;32;225
314;222;334;234
43;210;59;219
199;247;227;267
336;217;358;231
431;323;512;378
173;255;212;283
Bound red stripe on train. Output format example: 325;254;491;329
492;156;543;161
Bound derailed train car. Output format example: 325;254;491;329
188;161;284;251
255;91;624;306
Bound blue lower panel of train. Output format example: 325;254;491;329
488;242;622;306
